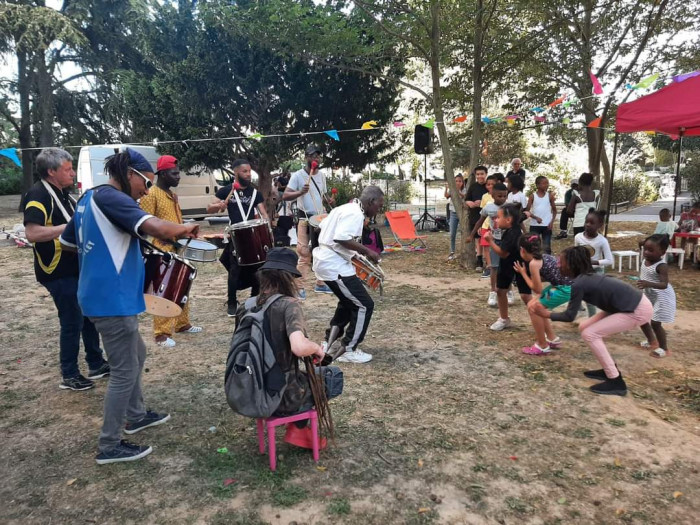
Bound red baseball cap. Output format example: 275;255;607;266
156;155;178;172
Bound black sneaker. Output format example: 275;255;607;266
87;363;110;380
96;440;152;465
590;375;627;396
583;369;607;380
124;410;171;435
59;375;95;391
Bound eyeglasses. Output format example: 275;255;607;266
130;168;153;189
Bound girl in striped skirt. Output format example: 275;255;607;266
638;234;676;358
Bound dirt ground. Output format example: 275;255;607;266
1;194;698;525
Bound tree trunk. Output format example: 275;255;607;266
35;56;55;147
18;49;34;210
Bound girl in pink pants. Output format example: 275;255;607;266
528;246;653;396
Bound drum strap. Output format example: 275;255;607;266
41;180;76;223
233;188;257;222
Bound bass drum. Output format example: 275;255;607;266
228;219;274;266
143;252;197;317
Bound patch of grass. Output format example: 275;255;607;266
630;470;654;481
573;427;593;439
327;497;351;516
208;510;268;525
271;484;308;507
606;418;626;427
472;463;488;472
505;496;530;513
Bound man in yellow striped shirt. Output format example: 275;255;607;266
140;155;202;347
23;148;109;390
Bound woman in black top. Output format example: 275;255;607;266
528;246;652;396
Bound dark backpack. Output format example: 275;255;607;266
224;294;287;418
362;225;384;254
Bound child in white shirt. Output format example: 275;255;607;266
575;209;613;316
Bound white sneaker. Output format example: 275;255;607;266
507;290;515;305
487;291;497;307
336;349;373;363
156;337;176;348
490;318;512;331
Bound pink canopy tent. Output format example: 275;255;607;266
612;74;700;219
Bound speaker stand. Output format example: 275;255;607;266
414;154;435;230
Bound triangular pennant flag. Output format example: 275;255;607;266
625;83;635;90
392;121;406;127
422;119;435;129
0;148;21;167
531;107;545;113
589;71;603;95
324;130;340;141
534;116;546;123
549;96;567;108
587;117;602;128
644;131;656;135
453;115;468;123
481;117;492;124
361;120;378;130
562;117;571;124
506;114;520;120
506;118;516;127
673;70;700;83
247;133;263;141
633;73;659;89
563;100;573;108
491;117;503;123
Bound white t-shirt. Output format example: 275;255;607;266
312;200;365;280
507;191;528;209
654;220;677;238
287;168;327;216
575;232;614;267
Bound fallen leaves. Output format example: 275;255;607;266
673;491;683;499
614;457;622;467
417;458;424;468
557;497;567;505
316;466;327;472
417;507;430;514
615;508;625;516
66;478;77;486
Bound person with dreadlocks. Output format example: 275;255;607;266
237;248;343;448
60;148;199;465
528;246;653;397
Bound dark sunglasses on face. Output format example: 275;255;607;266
130;168;153;189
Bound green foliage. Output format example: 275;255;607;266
327;497;352;516
682;163;700;202
327;174;364;206
612;172;659;204
0;160;22;195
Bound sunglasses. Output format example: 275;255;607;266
130;168;153;189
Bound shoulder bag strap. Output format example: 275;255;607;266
41;180;73;222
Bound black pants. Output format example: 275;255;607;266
220;243;260;306
324;275;374;352
559;209;570;232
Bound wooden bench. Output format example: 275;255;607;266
610;200;631;214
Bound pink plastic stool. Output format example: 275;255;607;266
256;409;319;471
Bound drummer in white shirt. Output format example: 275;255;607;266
313;186;384;364
283;144;336;299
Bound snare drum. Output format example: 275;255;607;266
143;252;197;317
177;238;218;262
352;255;385;294
228;219;274;266
308;213;329;230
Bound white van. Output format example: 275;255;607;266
76;145;223;218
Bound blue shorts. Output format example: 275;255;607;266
490;239;501;269
540;285;571;310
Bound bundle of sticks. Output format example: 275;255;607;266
303;357;334;442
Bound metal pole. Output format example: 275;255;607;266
671;130;684;221
604;132;620;236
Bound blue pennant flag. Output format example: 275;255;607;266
0;148;21;167
325;130;340;141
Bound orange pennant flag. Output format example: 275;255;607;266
453;115;468;123
588;117;602;128
549;96;567;108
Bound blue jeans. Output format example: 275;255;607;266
449;213;460;253
43;277;105;378
529;225;553;255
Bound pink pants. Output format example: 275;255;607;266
579;295;653;379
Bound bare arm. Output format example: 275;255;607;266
206;198;227;214
467;216;486;240
638;263;669;290
139;217;199;240
256;203;269;220
289;331;325;359
25;222;66;243
514;259;543;294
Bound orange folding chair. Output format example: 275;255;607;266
385;210;428;249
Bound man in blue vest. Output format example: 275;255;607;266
61;148;199;465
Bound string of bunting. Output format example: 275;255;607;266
1;69;696;168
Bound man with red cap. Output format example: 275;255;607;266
140;155;202;347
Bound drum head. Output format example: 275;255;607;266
143;294;183;318
229;218;269;230
309;213;329;228
178;239;217;251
